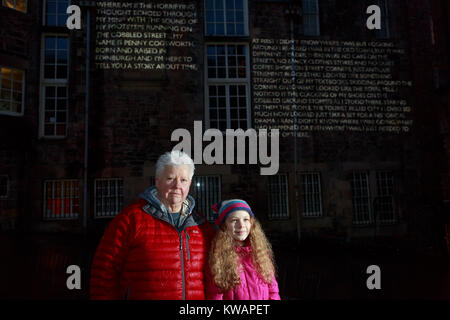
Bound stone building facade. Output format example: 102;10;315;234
0;0;448;248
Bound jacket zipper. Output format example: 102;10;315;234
185;230;190;260
179;232;185;300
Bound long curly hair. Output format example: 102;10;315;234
208;217;277;291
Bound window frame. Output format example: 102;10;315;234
374;171;396;224
204;42;251;130
2;0;27;13
267;173;290;220
43;179;80;220
0;66;25;117
204;0;249;36
42;0;71;27
39;33;70;139
94;178;124;219
300;172;323;218
351;171;373;225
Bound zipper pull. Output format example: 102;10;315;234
185;230;190;260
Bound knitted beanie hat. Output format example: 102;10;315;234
212;199;254;227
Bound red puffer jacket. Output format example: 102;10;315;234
90;187;214;300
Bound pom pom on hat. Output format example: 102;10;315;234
212;199;254;226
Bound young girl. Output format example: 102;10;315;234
206;199;281;300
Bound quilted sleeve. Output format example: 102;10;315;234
268;276;281;300
89;210;135;300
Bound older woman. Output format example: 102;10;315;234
90;151;214;300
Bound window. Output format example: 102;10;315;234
0;67;24;116
375;0;389;39
205;0;248;36
301;172;323;217
190;175;221;222
267;174;290;219
302;0;320;36
94;179;124;218
374;172;396;224
44;180;80;220
351;172;372;225
40;35;69;137
206;44;250;130
0;175;9;199
43;36;69;79
2;0;26;12
44;0;70;26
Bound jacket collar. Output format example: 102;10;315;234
139;186;204;228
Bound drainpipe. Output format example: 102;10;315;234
286;3;302;245
82;3;93;233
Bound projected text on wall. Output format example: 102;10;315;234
252;39;413;136
95;2;198;71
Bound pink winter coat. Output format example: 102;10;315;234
206;245;281;300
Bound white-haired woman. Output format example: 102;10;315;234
90;150;214;300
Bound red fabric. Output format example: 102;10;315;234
90;199;214;300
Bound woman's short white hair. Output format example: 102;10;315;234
155;150;195;180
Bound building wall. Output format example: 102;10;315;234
0;0;446;246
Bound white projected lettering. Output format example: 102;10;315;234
252;39;413;135
95;1;198;71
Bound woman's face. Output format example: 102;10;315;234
155;165;191;211
224;210;252;245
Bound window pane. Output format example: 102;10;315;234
217;86;226;96
3;0;15;9
236;23;244;35
206;10;214;22
208;68;217;78
56;111;66;122
44;124;54;135
56;66;67;78
227;24;235;34
206;23;215;35
57;86;67;97
13;81;22;92
0;101;9;111
46;86;56;97
56;98;66;109
57;50;68;64
1;78;11;89
205;0;214;10
45;37;56;50
215;0;223;10
216;23;225;35
207;56;216;67
44;66;55;79
56;124;66;135
12;70;22;82
1;89;10;100
16;0;26;12
217;67;226;78
57;38;68;50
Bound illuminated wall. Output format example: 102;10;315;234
252;39;413;137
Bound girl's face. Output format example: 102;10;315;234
224;210;252;245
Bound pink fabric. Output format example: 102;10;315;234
206;245;281;300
